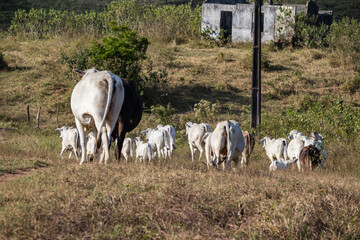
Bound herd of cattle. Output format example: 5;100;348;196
55;68;327;172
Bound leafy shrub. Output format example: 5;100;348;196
262;96;360;140
9;2;202;42
141;61;169;105
88;21;149;88
60;48;91;71
193;99;220;122
325;17;360;72
150;103;175;124
201;26;232;47
292;12;329;48
0;52;8;70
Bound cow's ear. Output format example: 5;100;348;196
73;69;85;76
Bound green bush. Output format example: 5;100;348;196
292;12;329;48
325;17;360;71
193;99;220;122
261;96;360;140
60;48;91;71
8;1;202;42
88;21;149;89
150;103;175;124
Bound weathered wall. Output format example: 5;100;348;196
202;3;306;43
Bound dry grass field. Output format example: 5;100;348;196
0;35;360;239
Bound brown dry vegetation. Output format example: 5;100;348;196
0;35;360;239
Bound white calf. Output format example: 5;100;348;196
86;132;97;161
56;126;79;160
260;136;288;163
156;124;176;158
141;128;170;160
134;137;153;162
269;159;298;172
121;138;135;162
185;122;211;161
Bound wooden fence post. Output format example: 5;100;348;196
56;106;60;127
26;104;30;123
36;107;41;128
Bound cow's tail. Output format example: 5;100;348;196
282;139;289;161
225;121;232;162
96;73;115;147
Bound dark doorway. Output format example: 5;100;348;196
220;11;232;40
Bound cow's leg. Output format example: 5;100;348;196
60;146;65;159
115;120;127;162
194;140;203;160
75;118;87;165
189;143;195;161
68;151;73;159
101;128;110;164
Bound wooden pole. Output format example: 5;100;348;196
36;107;41;128
26;104;30;123
56;106;60;127
251;0;262;129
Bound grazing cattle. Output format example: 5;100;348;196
156;124;176;158
260;136;288;163
112;78;142;161
269;159;298;172
55;126;79;160
298;145;321;170
288;130;327;168
71;68;125;165
86;132;97;162
141;128;170;160
134;137;153;162
121;137;135;162
185;122;211;161
241;131;255;167
203;120;245;170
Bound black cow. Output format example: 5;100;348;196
112;78;142;161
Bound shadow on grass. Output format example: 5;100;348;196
160;83;250;115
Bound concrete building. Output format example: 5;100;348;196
201;0;332;43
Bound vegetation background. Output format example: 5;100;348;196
0;0;360;239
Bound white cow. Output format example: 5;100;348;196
134;137;153;162
287;130;327;169
260;136;288;163
203;120;245;170
140;128;170;160
55;126;79;160
86;132;97;161
185;122;211;161
156;124;176;157
121;137;135;162
269;159;298;172
71;68;125;165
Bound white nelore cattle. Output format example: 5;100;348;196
86;132;97;161
260;136;288;163
141;128;170;159
71;68;125;165
156;124;176;157
134;137;153;162
287;129;327;169
55;126;79;160
121;137;135;162
185;122;211;161
269;159;298;172
241;131;255;167
203;120;245;170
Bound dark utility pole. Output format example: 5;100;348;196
251;0;262;129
